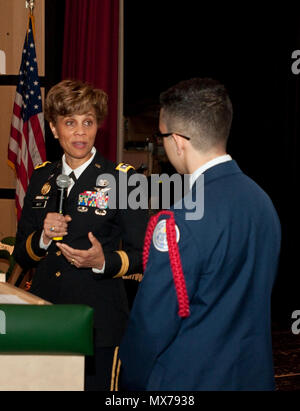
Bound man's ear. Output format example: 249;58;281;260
49;122;59;139
172;133;186;155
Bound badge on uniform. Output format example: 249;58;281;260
32;195;49;209
41;182;51;195
77;189;110;215
153;219;180;252
96;179;109;187
77;206;88;213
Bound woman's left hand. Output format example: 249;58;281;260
56;232;105;270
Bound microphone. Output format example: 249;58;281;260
52;174;71;241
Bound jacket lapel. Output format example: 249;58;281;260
66;152;107;204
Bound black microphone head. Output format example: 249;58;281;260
56;174;71;189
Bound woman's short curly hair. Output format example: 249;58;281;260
44;79;108;126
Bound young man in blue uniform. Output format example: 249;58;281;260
119;78;281;391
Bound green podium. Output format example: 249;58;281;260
0;283;93;391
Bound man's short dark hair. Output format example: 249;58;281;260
159;78;233;152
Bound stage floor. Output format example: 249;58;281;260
273;324;300;391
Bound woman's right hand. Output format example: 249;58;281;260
42;212;72;245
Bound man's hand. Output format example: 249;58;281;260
56;232;105;270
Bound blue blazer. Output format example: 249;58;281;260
119;160;281;391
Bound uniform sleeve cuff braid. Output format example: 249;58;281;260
26;231;45;262
113;251;129;278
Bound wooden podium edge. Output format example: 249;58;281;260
0;282;52;305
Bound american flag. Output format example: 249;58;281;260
8;15;46;220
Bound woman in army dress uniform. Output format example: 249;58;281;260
13;79;148;391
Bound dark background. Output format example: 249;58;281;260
43;0;299;325
124;1;299;325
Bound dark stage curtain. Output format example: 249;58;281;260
62;0;119;162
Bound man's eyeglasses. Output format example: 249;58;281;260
153;131;191;141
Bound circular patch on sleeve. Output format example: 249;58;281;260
152;219;180;252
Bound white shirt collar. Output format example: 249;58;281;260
62;146;97;179
189;154;232;189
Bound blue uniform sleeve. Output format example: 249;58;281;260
119;215;199;390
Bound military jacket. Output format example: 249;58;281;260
14;151;149;347
120;160;281;390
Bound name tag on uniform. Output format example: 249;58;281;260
32;196;49;208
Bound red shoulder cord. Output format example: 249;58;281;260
143;210;190;318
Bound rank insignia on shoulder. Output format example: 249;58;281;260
153;219;180;252
35;161;51;170
115;163;135;173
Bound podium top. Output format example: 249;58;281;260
0;282;51;305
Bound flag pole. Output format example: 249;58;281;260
25;0;35;16
25;1;36;39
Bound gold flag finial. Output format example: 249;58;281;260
25;0;35;15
